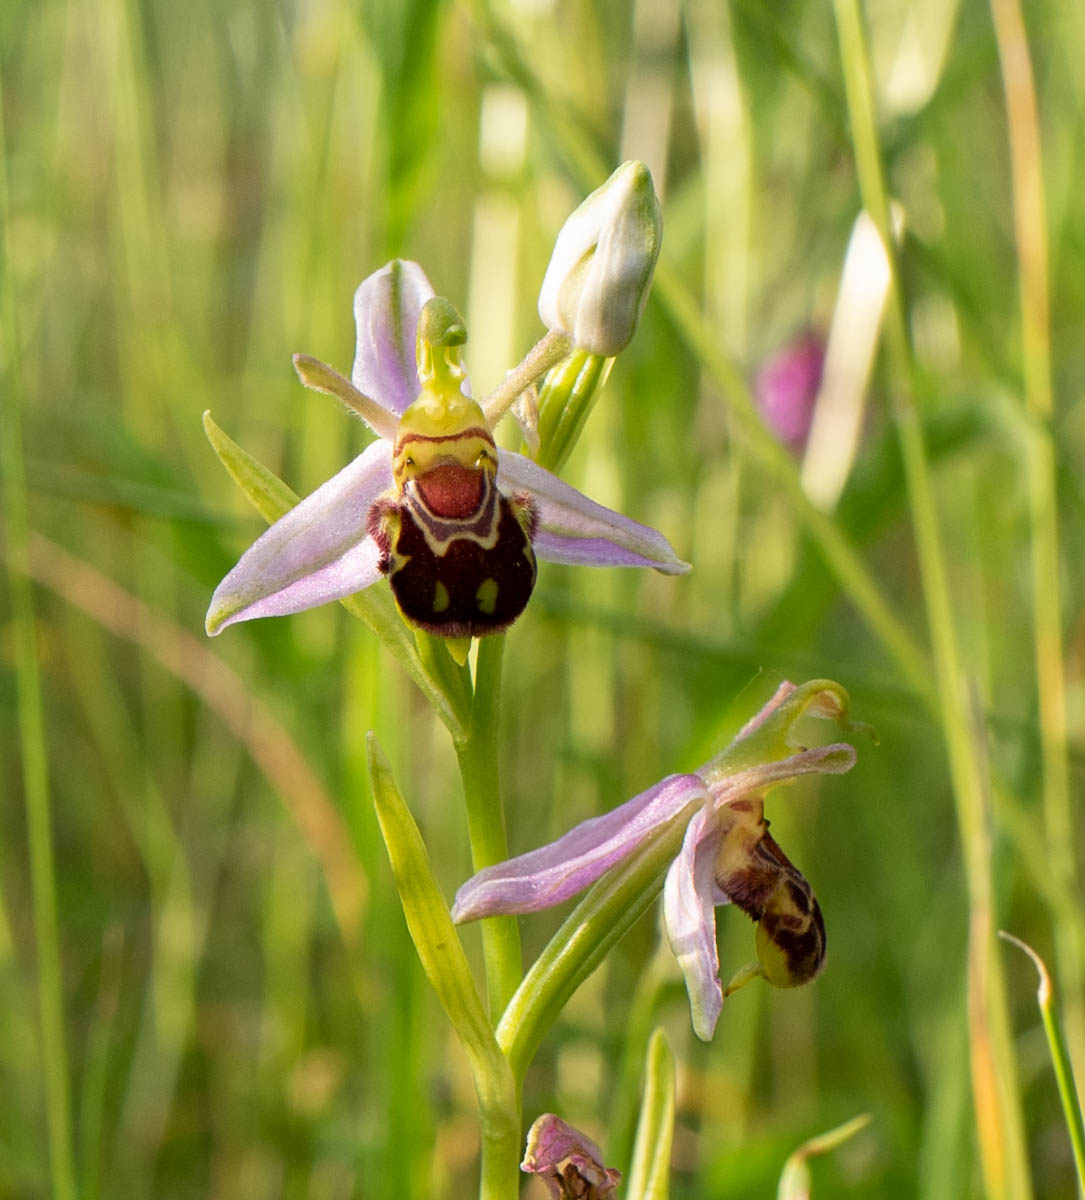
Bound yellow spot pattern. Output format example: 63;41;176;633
475;578;499;615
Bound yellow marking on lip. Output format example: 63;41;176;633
393;427;497;490
476;578;498;615
433;580;450;613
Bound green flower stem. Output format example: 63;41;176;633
481;327;573;428
999;933;1085;1192
0;81;77;1200
832;2;1031;1196
367;737;521;1200
625;1029;676;1200
455;634;524;1021
989;0;1083;1080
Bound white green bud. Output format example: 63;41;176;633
538;161;662;356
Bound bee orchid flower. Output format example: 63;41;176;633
206;260;689;641
453;681;867;1040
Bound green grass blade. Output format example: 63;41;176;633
0;76;77;1200
831;1;1033;1193
777;1114;872;1200
999;933;1085;1193
989;0;1084;1084
366;735;520;1200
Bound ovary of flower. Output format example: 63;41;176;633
205;260;689;642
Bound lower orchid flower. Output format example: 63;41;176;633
205;260;689;645
453;680;869;1040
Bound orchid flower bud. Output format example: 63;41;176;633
538;161;662;356
521;1114;621;1199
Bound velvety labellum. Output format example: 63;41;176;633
714;801;826;988
370;424;538;638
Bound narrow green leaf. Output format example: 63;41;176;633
202;411;468;738
366;737;521;1198
366;735;502;1078
202;409;299;523
777;1114;872;1200
625;1029;676;1200
999;932;1085;1192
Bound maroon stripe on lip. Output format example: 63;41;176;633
395;427;495;450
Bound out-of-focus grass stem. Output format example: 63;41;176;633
988;0;1083;1081
474;0;933;709
652;261;932;705
832;2;1031;1196
0;81;78;1200
608;947;673;1175
25;534;369;957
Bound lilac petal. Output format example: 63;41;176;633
704;743;857;806
206;440;393;635
497;450;690;575
451;773;705;923
663;806;727;1041
351;260;434;415
732;681;797;743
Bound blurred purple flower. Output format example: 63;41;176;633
756;331;825;451
521;1114;621;1199
453;681;863;1040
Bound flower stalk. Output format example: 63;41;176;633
454;635;523;1019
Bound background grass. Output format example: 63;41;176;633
3;0;1085;1196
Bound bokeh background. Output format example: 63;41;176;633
3;0;1084;1196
